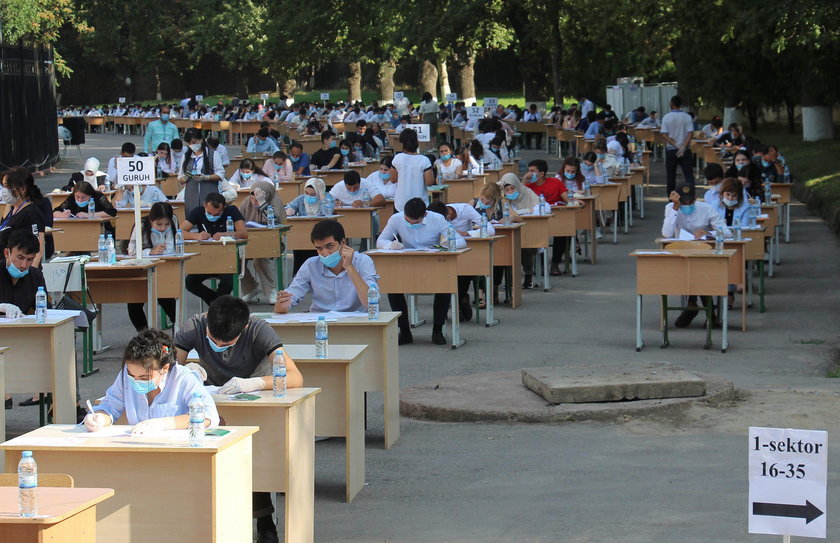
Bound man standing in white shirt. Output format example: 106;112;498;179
375;197;466;345
578;95;595;118
660;95;696;195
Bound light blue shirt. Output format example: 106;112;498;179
286;252;379;312
376;211;467;249
246;137;280;154
95;363;219;426
584;121;601;139
116;185;169;208
144;119;179;153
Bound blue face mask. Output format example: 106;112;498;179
241;172;252;180
128;374;158;395
76;198;91;208
205;212;222;222
596;153;606;160
582;163;594;171
6;262;28;279
290;156;300;163
563;172;576;180
761;159;771;168
319;249;342;268
736;162;747;171
505;191;519;200
206;335;233;353
329;141;337;148
305;195;319;204
477;200;491;210
679;204;696;215
379;171;391;181
405;219;422;229
160;114;170;122
340;149;350;156
440;154;451;161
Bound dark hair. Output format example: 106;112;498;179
139;201;178;251
711;117;723;129
582;151;597;163
561;157;585;191
719;178;745;206
469;139;484;160
379;156;393;168
427;200;447;217
206;137;220;147
207;295;250;341
204;192;226;208
157;142;171;153
273;151;288;162
73;180;96;197
528;159;548;174
257;127;269;138
670;95;683;109
310;219;345;244
170;138;183;151
121;142;136;155
338;138;352;149
403;197;426;220
6;229;40;255
1;166;44;203
184;127;203;144
290;142;303;151
343;170;361;186
704;163;724;180
321;131;336;143
123;328;175;371
422;92;433;103
490;135;505;147
239;158;267;177
399;129;419;152
355;119;367;128
438;141;453;153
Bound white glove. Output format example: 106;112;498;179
185;362;207;381
0;303;23;319
389;240;404;250
83;412;111;432
131;416;175;435
217;376;265;395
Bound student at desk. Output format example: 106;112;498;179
330;170;385;208
115;182;168;209
126;202;179;330
364;156;397;199
0;167;50;264
498;172;540;289
376;197;466;345
174;295;302;543
84;328;219;433
241;180;286;304
274;219;378;313
181;192;249;305
52;181;117;236
702;163;724;209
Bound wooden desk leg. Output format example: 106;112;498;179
52;323;77;424
635;295;643;351
286;398;315;543
660;295;669;348
449;293;465;349
484;274;499;327
345;364;364;503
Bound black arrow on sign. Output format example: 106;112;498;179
752;500;824;524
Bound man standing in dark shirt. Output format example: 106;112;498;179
0;230;45;317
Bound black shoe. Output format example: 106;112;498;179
431;330;447;345
398;329;413;345
256;528;280;543
459;300;473;322
522;275;533;289
18;397;41;407
674;309;699;328
4;398;11;410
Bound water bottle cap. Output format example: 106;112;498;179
192;392;202;399
37;286;44;291
22;451;32;457
318;316;326;320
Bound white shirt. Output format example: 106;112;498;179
475;132;495;148
637;116;659;128
581;99;594;117
116;185;168;208
702;185;721;208
286;252;379;313
701;124;722;139
661;201;730;238
392;152;432;212
660;110;694;150
364;172;396;199
330;179;382;206
434;158;462;180
376;211;466;249
447;203;495;235
213;144;230;166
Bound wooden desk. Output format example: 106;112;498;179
85;260;159;328
263;312;400;449
184;239;247;296
366;249;469;348
771;183;793;242
277;179;305;201
245;226;289;289
461;236;502;326
488;223;523;308
334;207;379;241
308;168;350;187
379;200;396;226
518;214;553;291
212;388;319;543
607;175;632;232
0;316;76;424
1;425;257;543
571;196;598;263
548;205;579;276
285;215;343;250
443;177;478;203
349;161;379;177
0;486;114;543
632;249;733;352
52;218;116;253
152;254;195;329
589;184;620;244
156;174;180;197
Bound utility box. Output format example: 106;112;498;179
605;81;678;119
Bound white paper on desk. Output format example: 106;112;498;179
205;385;221;394
265;312;339;323
245;221;267;228
635;250;671;255
74;426;132;438
327;311;369;319
47;308;86;328
678;229;695;241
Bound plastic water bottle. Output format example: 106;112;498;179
188;393;204;447
18;451;38;517
714;229;724;254
784;165;791;183
734;217;742;241
273;171;279;187
97;234;107;262
107;234;116;264
584;179;591;197
272;348;287;398
479;214;488;238
225;216;234;232
104;179;111;192
437;168;443;185
324;193;336;216
764;182;773;205
538;194;547;216
35;287;47;324
447;222;457;251
315;316;328;358
175;229;185;255
266;205;276;227
502;200;511;225
342;155;349;169
87;198;95;217
362;189;371;206
367;284;380;320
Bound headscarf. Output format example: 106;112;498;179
303;177;326;216
498;172;539;212
81;157;104;185
240;180;286;224
607;140;624;158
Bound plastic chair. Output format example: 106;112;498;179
0;473;74;487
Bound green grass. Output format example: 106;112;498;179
761;131;840;206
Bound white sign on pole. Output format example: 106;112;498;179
405;124;430;142
260;93;269;100
393;91;405;100
445;93;458;102
195;94;204;102
483;97;499;108
117;157;155;186
749;426;827;539
118;97;126;104
320;92;330;100
466;106;484;120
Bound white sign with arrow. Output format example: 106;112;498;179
748;426;827;539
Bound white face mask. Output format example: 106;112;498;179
189;143;202;153
0;188;16;205
723;198;739;207
709;184;721;192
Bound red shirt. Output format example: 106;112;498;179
526;177;567;205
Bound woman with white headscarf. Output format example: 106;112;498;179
240;179;286;304
497;172;541;288
285;177;326;272
63;157;108;191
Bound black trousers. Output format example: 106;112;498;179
127;299;176;331
388;293;450;331
665;148;695;195
185;274;233;306
253;491;274;520
521;249;535;275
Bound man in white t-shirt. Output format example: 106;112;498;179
659;95;696;195
392;129;434;212
330;171;385;208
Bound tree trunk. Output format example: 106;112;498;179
722;94;744;129
744;101;759;133
283;79;297;104
437;56;451;99
802;77;833;141
377;58;397;104
548;2;562;106
347;62;362;103
456;52;476;105
419;60;438;100
784;97;796;134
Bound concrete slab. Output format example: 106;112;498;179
521;363;707;403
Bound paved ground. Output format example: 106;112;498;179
9;133;840;542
